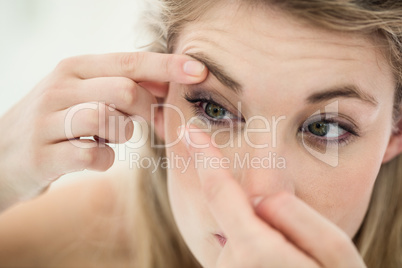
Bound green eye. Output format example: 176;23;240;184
204;103;227;119
308;121;329;137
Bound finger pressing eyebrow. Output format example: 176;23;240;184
64;52;208;84
185;51;243;95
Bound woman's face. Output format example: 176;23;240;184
162;3;395;267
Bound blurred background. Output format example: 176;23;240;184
0;0;147;115
0;0;152;186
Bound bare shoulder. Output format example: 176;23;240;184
0;171;138;267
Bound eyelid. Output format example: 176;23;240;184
183;88;245;120
301;113;360;137
198;102;244;124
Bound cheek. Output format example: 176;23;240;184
295;139;385;237
294;104;393;238
162;82;393;249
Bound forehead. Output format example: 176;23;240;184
173;3;394;106
176;3;380;63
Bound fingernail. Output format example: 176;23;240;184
251;196;264;208
183;60;205;76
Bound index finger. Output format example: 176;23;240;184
183;125;261;241
60;52;208;84
254;193;365;267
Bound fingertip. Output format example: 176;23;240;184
88;143;115;172
106;145;116;169
253;191;296;225
183;60;206;77
180;56;208;83
97;144;115;172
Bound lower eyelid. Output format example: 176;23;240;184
187;94;358;147
300;131;354;150
183;90;245;121
198;101;242;121
191;103;244;128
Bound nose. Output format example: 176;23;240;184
235;147;295;199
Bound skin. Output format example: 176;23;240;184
0;52;207;265
0;1;401;267
156;3;401;268
0;52;207;211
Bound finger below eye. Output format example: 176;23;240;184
181;124;259;241
254;193;364;267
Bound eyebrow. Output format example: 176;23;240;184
185;52;243;94
185;52;378;107
307;85;378;106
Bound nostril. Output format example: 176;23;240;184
214;233;227;247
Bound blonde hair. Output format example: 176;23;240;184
131;1;402;267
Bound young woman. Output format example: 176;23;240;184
0;0;401;267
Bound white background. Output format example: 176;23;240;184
0;0;147;115
0;0;151;186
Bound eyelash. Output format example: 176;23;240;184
183;92;245;127
299;116;359;148
183;91;360;147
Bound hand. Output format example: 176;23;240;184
0;52;207;211
183;125;366;268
